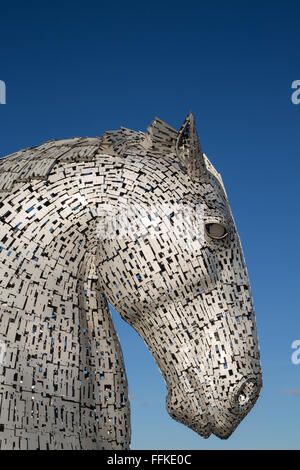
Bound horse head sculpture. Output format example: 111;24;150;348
0;113;262;449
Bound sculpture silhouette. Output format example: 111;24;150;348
0;114;262;449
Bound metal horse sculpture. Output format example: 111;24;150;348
0;114;262;449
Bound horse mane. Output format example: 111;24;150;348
0;118;175;194
0;117;226;200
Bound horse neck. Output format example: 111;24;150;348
45;158;132;448
0;156;131;449
76;249;131;449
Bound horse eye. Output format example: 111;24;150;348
205;223;228;240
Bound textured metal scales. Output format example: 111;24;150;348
0;114;262;449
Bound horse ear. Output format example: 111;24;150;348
176;112;206;181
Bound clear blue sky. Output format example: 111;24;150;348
0;0;299;449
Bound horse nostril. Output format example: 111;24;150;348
238;391;247;405
235;379;259;410
230;377;261;416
